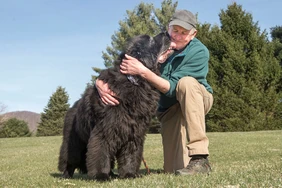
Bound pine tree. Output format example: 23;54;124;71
37;86;70;136
270;26;282;122
270;26;282;43
87;1;282;132
90;0;177;133
91;0;177;83
198;3;282;131
270;26;282;92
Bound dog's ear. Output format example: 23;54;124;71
113;52;126;67
125;35;152;55
152;32;171;55
124;35;156;64
119;52;126;59
122;34;165;73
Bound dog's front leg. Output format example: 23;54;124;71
86;132;111;181
117;141;143;179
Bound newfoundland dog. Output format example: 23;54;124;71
58;32;172;180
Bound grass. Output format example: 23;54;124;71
0;130;281;188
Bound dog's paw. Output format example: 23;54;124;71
93;173;110;181
62;170;73;179
120;172;139;179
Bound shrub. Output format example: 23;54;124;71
0;118;31;138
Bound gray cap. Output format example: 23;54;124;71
169;10;197;30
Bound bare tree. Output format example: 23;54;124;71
0;103;7;126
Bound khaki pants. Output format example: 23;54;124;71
157;77;213;173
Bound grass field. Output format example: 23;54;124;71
0;130;281;187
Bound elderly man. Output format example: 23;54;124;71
96;9;213;175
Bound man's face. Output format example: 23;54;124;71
168;25;197;50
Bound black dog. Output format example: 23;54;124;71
58;32;172;180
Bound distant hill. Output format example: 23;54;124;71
3;111;41;134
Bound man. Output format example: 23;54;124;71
96;9;213;175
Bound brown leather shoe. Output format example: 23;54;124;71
175;158;211;175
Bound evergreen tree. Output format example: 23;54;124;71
87;1;282;132
198;3;282;131
0;118;31;138
90;0;177;133
91;0;177;83
270;26;282;43
270;26;282;124
270;26;282;92
37;86;70;136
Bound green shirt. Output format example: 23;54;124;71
158;37;213;112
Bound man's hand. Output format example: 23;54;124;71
120;54;170;94
120;54;147;76
95;79;119;105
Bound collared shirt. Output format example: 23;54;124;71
158;38;213;112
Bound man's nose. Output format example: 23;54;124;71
170;41;177;49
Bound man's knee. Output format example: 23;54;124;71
177;76;198;91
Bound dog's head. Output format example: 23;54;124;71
121;32;173;73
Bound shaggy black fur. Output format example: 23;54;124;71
58;32;171;181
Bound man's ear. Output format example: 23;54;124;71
191;30;197;39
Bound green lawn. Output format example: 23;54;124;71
0;130;281;187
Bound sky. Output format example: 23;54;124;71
0;0;281;114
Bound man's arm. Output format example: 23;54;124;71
95;79;120;105
120;54;170;94
95;54;170;105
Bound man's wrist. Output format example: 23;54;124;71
140;66;149;79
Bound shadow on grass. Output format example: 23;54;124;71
139;168;164;175
50;172;89;181
50;168;164;182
